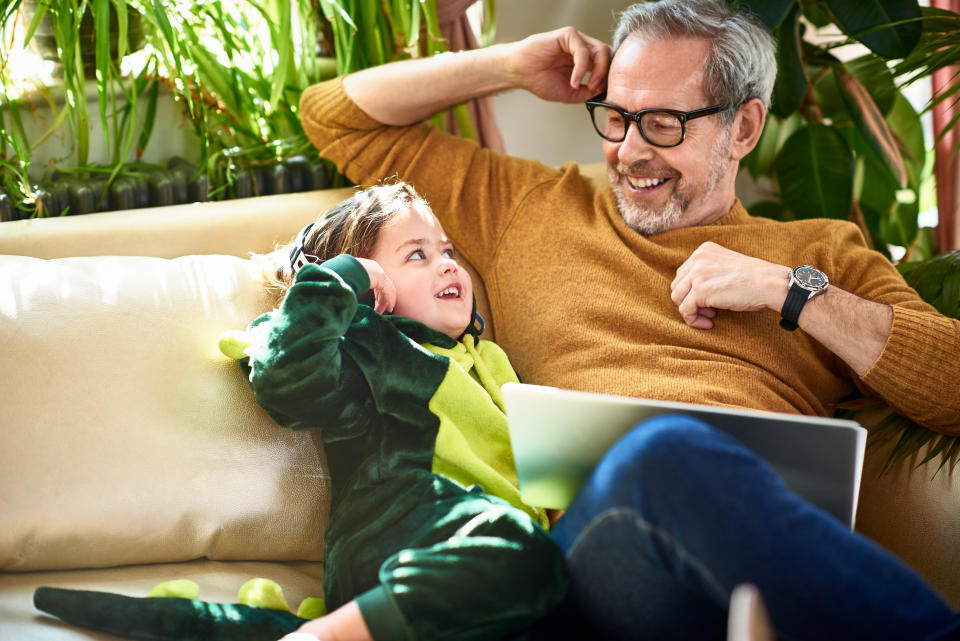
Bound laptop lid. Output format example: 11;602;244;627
503;383;867;527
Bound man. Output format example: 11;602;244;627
299;0;960;639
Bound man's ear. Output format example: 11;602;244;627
729;98;766;161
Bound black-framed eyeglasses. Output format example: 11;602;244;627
585;93;730;148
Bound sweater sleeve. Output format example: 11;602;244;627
298;78;563;275
859;307;960;433
825;224;960;433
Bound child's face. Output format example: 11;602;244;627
369;205;474;339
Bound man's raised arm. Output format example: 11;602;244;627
341;28;612;125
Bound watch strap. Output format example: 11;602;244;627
779;283;808;331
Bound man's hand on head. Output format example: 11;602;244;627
504;27;611;104
670;242;791;329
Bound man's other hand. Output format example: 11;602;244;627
670;242;790;329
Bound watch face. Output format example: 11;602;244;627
794;265;828;291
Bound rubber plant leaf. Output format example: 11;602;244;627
731;0;796;31
775;124;854;220
833;66;907;188
771;3;806;119
824;0;921;60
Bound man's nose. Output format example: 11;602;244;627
617;121;656;165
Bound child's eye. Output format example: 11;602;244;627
408;249;425;261
442;248;455;258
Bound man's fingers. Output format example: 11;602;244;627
566;30;594;89
689;314;715;330
670;273;691;307
562;28;611;92
587;40;612;91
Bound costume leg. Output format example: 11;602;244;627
551;415;960;641
329;477;568;641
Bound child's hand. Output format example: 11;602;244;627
355;257;397;314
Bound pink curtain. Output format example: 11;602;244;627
931;0;959;252
435;0;506;152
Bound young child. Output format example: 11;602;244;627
242;182;568;641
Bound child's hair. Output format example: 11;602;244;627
257;181;430;303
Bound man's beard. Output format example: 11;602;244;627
610;129;732;235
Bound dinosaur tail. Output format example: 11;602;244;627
34;586;307;641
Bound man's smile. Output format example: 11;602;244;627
624;176;670;191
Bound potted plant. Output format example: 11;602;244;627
0;0;492;218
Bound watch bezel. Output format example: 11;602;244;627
791;265;828;293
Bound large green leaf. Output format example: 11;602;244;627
94;0;111;153
824;0;921;59
741;111;802;179
844;54;897;116
833;66;907;188
269;0;293;110
899;250;960;316
748;199;793;221
771;3;806;119
731;0;796;30
840;123;907;251
885;92;925;187
775;124;854;219
879;199;919;249
801;0;835;28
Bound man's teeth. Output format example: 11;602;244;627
626;176;668;189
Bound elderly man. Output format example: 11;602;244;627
299;0;960;639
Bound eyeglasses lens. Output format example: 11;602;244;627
591;106;626;141
590;106;684;146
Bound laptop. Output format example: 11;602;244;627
502;382;867;526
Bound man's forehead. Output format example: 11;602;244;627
607;34;711;108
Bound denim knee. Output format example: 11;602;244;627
587;415;712;491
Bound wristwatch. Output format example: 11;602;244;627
779;265;828;331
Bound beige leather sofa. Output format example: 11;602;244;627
1;178;958;640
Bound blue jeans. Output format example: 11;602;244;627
550;415;960;641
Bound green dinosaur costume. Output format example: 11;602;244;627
243;255;568;641
33;255;567;641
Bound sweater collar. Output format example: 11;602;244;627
710;199;751;226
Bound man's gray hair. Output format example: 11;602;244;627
612;0;777;124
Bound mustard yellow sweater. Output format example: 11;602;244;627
300;78;960;433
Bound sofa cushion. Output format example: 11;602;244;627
0;254;330;572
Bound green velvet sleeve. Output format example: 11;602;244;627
245;255;454;499
246;256;375;439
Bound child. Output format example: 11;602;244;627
242;182;568;641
